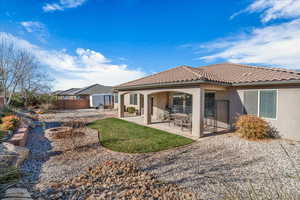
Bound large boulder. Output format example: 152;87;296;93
0;142;29;168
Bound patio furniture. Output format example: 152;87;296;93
181;114;192;131
171;113;189;129
159;111;175;126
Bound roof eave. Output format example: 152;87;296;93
232;79;300;86
114;79;231;91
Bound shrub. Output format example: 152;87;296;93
1;115;20;131
10;94;24;108
0;167;21;198
0;107;14;118
0;130;5;141
127;107;136;114
39;103;56;112
235;115;270;139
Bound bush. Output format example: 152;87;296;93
235;115;270;139
1;115;20;131
0;130;5;141
10;94;24;108
127;107;136;114
0;107;14;118
0;167;21;198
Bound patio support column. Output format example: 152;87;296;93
144;94;151;124
118;93;124;118
192;88;204;138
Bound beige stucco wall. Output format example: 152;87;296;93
214;89;243;127
151;92;169;121
114;93;141;110
236;87;300;141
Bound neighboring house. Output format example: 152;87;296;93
114;62;300;141
55;84;114;109
56;84;113;100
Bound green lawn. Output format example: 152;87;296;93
88;118;194;153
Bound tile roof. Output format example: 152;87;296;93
199;63;300;84
56;84;113;96
75;84;113;95
116;63;300;89
58;88;81;95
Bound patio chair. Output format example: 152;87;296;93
173;117;183;128
159;110;174;126
181;114;192;131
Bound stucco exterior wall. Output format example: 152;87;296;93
114;93;141;111
151;92;169;121
236;87;300;141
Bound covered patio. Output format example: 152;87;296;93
118;86;231;138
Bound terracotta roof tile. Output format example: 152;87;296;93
200;63;300;83
116;63;300;89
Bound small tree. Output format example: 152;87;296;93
0;36;52;107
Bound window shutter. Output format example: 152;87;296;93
259;90;277;118
244;91;258;115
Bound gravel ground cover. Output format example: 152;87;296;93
20;109;300;199
38;109;116;123
34;160;194;200
140;133;300;199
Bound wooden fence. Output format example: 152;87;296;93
55;99;90;110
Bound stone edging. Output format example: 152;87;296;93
7;120;30;147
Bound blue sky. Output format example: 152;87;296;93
1;0;300;90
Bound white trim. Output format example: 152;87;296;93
241;89;278;120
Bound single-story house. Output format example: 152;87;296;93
55;84;114;109
114;63;300;141
55;84;113;100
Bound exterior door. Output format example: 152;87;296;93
150;97;154;115
205;92;215;118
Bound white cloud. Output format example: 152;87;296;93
231;0;300;23
43;0;87;12
20;21;48;43
199;0;300;69
20;21;45;33
43;4;63;12
0;32;146;90
199;19;300;68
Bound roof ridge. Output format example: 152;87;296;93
226;62;300;75
181;66;204;80
75;84;99;94
117;65;193;87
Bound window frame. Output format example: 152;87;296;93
242;89;278;120
114;94;119;103
130;94;138;105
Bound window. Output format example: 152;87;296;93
243;90;277;119
171;93;192;114
114;94;118;103
244;91;258;115
260;90;277;118
130;94;138;105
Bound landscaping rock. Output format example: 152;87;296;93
0;142;29;168
38;161;194;200
8;126;29;147
4;187;33;200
